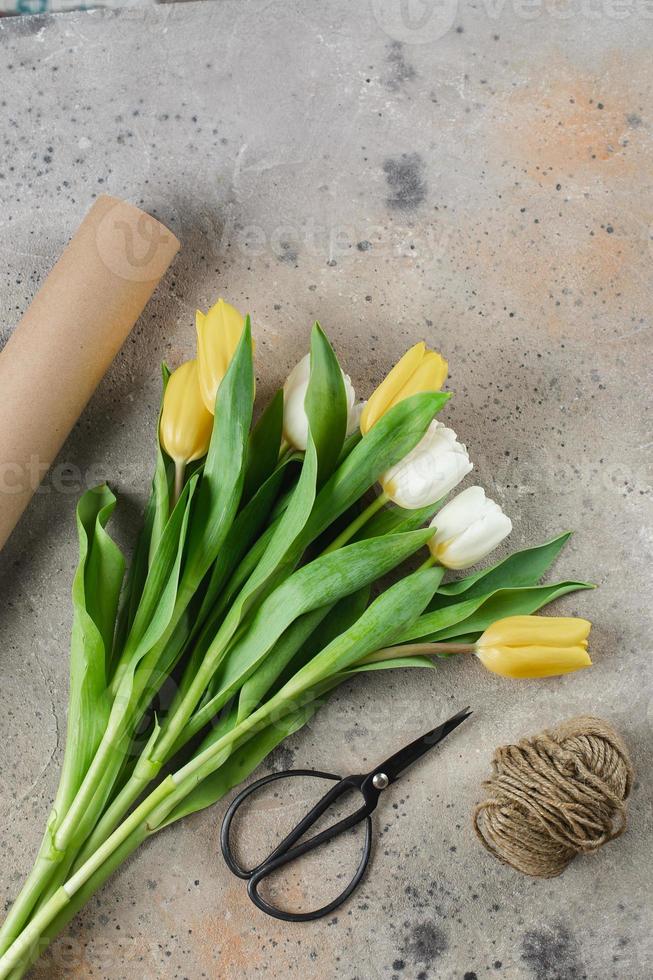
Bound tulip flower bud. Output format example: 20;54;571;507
475;615;592;679
347;400;366;436
360;342;448;434
160;360;213;469
380;420;472;510
196;297;247;414
283;353;357;451
428;486;512;569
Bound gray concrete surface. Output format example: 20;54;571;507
1;1;652;977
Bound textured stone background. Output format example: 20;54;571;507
0;1;652;977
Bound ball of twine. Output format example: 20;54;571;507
473;716;634;877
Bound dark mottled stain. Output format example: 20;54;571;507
463;973;478;980
385;40;416;91
357;240;372;251
404;921;448;965
626;113;643;127
383;153;427;212
269;744;295;770
521;924;586;980
277;241;298;264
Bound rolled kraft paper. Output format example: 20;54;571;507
0;195;180;550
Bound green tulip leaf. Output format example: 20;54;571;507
288;565;444;686
431;532;573;607
242;388;284;505
109;475;199;714
355;499;444;541
148;364;175;567
53;487;125;822
182;530;434;743
300;390;451;549
182;318;255;586
305;322;348;486
113;367;172;666
194;458;292;639
167;566;444;801
338;428;363;464
398;580;594;644
154;703;320;830
238;585;371;719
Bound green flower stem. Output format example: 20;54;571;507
149;628;236;765
146;566;445;833
0;809;154;980
0;685;330;979
0;889;69;979
156;566;445;819
168;684;232;750
51;697;143;855
0;692;305;979
0;568;443;975
0;740;126;955
0;855;56;957
72;599;329;863
8;745;132;956
148;688;319;830
80;513;278;851
51;569;202;859
82;620;249;856
74;621;242;862
67;778;173;900
71;667;226;867
361;641;476;663
110;574;196;698
4;824;148;980
172;461;185;509
322;492;388;554
70;509;340;864
417;552;437;571
0;782;170;978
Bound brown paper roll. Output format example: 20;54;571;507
0;195;180;549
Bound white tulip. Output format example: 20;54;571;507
347;400;366;436
282;353;357;451
380;420;473;510
428;486;512;569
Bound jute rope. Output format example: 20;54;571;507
473;716;634;877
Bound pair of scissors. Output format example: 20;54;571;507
220;706;472;921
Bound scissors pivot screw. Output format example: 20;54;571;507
372;772;389;790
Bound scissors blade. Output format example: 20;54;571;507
372;707;472;785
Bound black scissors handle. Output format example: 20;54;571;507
220;708;472;922
220;768;376;922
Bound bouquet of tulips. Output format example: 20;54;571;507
0;300;593;976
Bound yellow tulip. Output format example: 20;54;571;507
359;342;448;434
475;615;592;679
196;297;247;414
160;360;213;501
